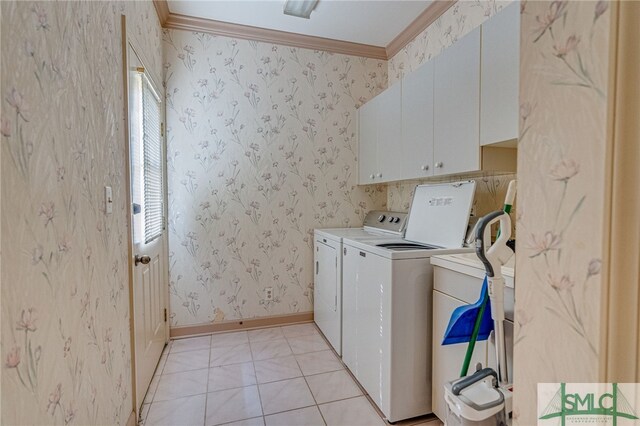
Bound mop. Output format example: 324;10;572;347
441;181;516;377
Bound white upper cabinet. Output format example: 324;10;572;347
434;27;481;176
357;81;402;184
358;99;379;185
376;82;403;182
480;2;520;146
401;60;435;180
357;10;520;185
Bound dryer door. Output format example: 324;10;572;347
314;239;341;354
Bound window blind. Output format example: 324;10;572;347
142;75;164;243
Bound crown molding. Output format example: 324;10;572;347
386;0;457;59
152;0;456;60
153;0;170;25
165;12;388;59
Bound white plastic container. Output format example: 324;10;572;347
444;374;507;426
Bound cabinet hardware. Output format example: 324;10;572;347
359;251;366;257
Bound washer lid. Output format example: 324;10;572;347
404;181;477;248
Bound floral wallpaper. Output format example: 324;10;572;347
163;30;388;327
388;0;514;84
513;1;610;424
1;1;162;424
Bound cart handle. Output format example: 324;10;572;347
452;367;498;396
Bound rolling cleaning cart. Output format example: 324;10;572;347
442;182;516;426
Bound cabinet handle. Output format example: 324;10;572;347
376;173;382;178
344;248;347;255
421;165;429;171
316;261;319;275
369;174;375;180
435;162;443;168
359;251;366;257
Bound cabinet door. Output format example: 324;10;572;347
341;245;360;372
432;290;488;421
402;60;435;180
480;2;520;145
314;241;341;354
358;100;378;184
434;27;481;176
376;82;403;182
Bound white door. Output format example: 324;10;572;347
480;2;520;146
402;60;435;180
314;239;341;354
127;44;169;410
357;100;379;184
377;82;403;183
433;27;481;176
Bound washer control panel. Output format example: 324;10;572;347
363;210;408;234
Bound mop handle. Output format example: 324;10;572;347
459;289;487;377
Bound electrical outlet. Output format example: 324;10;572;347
264;287;273;301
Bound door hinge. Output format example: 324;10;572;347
164;308;167;322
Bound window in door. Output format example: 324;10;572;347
129;67;164;244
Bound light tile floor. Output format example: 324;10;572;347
141;323;441;426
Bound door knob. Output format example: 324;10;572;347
135;254;151;265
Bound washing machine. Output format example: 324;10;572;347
313;210;407;355
341;181;477;423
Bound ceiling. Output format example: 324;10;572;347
166;0;433;47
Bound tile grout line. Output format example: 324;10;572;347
204;334;212;426
297;361;329;425
142;344;170;424
250;332;267;425
262;331;318;423
149;385;368;409
284;328;331;425
312;323;391;424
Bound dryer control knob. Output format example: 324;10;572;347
378;215;386;222
393;217;401;223
387;216;394;223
